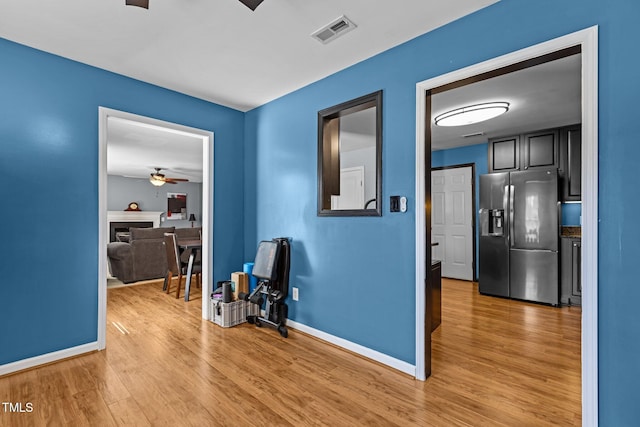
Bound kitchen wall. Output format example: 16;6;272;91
432;142;583;251
562;202;582;226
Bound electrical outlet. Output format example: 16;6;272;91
292;287;299;301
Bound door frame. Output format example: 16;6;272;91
414;26;598;424
97;107;214;349
431;164;476;281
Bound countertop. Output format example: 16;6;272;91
561;226;581;238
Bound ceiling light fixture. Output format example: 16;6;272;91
434;102;509;127
150;174;166;186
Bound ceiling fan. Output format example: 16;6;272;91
125;0;148;8
125;0;264;11
149;168;188;186
238;0;264;10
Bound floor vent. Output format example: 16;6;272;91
311;15;357;44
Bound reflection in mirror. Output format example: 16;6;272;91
318;90;382;216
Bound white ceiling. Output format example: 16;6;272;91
432;53;581;150
107;117;204;182
3;0;579;178
0;0;498;112
107;51;581;180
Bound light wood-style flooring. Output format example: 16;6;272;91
0;279;581;426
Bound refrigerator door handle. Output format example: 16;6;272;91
503;185;509;238
509;184;515;248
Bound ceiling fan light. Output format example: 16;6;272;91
434;102;509;127
150;176;165;186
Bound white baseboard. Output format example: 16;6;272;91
0;342;99;376
286;319;416;377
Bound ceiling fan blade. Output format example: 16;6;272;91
126;0;149;9
239;0;264;11
166;178;189;183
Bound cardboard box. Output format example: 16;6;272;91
231;272;249;301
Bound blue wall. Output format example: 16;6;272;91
0;38;245;365
562;202;582;226
432;143;488;278
245;0;640;423
2;0;640;423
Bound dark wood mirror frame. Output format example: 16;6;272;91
317;90;382;217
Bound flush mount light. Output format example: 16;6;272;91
434;102;510;127
149;175;165;186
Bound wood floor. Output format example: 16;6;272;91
0;279;581;426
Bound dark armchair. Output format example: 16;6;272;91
107;226;175;283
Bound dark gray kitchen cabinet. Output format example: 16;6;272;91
558;124;582;201
488;128;559;173
521;129;559;170
488;135;520;172
561;237;581;306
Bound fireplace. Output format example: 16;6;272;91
109;221;153;242
107;211;163;242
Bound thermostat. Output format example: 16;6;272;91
400;196;407;213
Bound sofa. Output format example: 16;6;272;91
107;226;201;284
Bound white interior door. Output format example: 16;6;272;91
331;166;365;210
431;166;474;281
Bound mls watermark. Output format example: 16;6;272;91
2;402;33;413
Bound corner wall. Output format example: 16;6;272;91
244;0;640;423
0;38;245;366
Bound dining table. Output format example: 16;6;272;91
177;238;202;302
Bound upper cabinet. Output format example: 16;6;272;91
488;135;520;172
488;128;558;173
521;129;558;170
488;124;581;202
558;124;582;201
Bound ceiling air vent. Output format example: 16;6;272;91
311;15;357;44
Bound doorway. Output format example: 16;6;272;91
97;107;214;349
414;26;598;421
431;165;475;281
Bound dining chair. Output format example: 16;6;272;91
163;233;201;299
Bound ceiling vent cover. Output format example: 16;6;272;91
311;15;357;44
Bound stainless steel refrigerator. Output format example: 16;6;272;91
479;168;559;305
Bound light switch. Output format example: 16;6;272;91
390;196;407;213
390;196;400;212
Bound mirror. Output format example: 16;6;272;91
317;90;382;216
